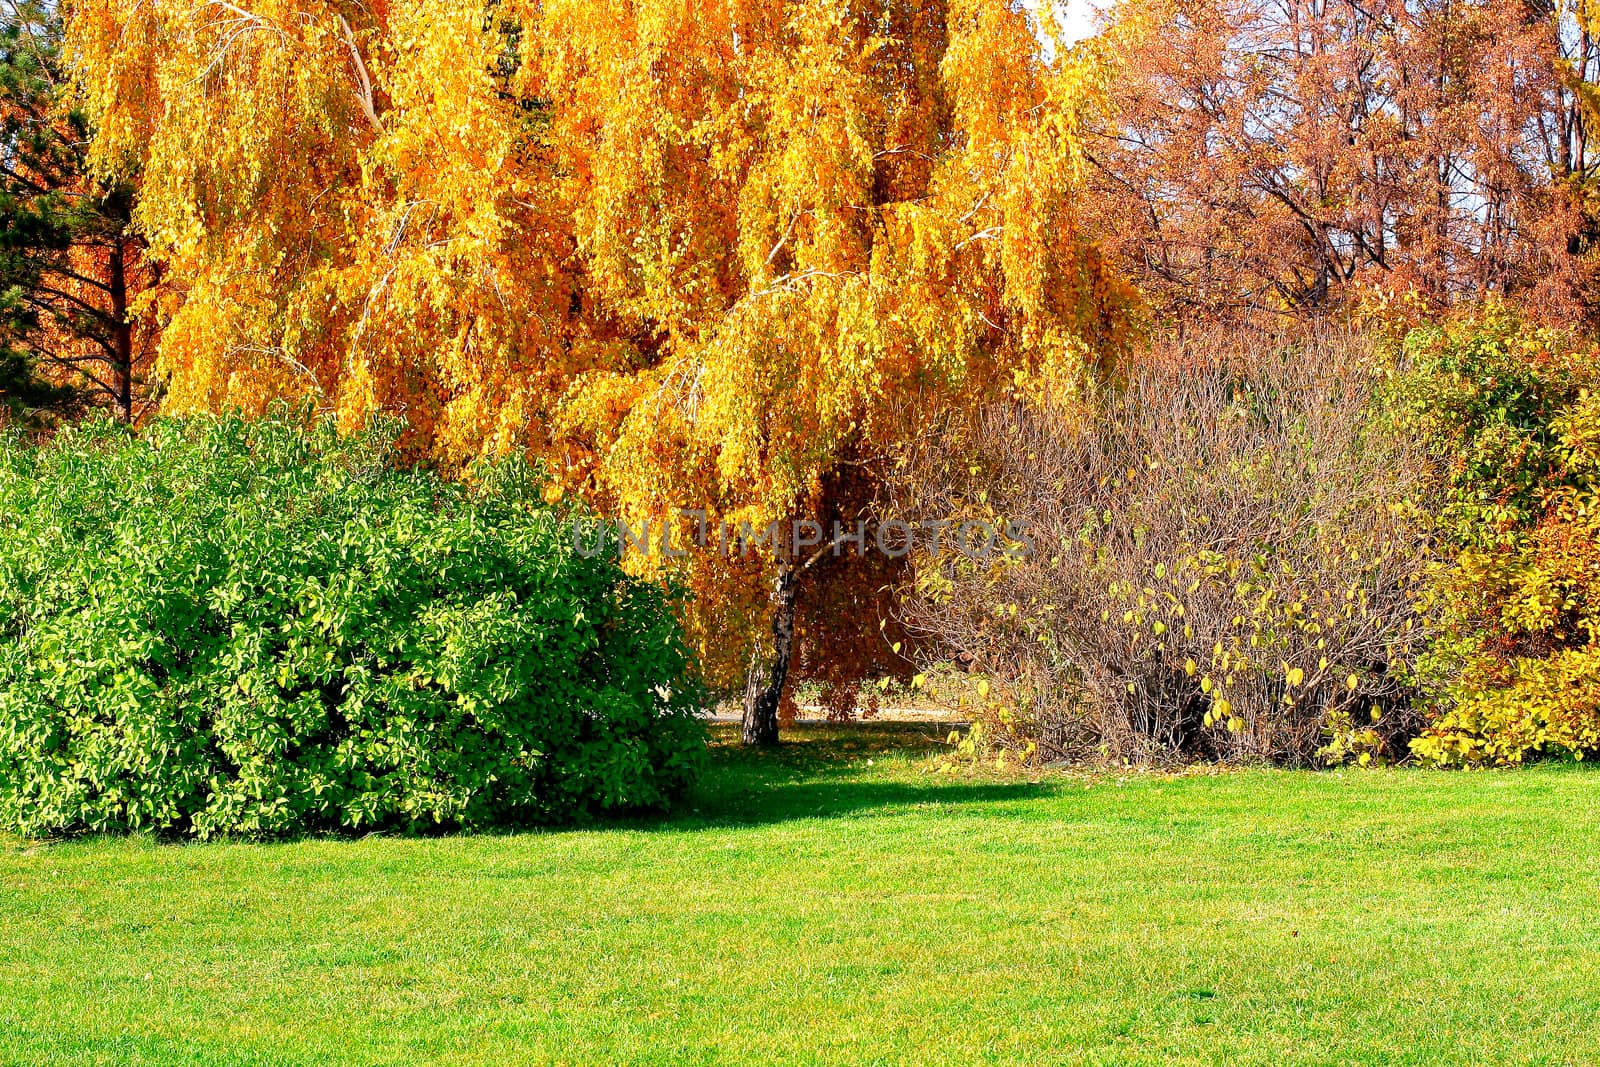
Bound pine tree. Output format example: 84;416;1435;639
0;1;146;424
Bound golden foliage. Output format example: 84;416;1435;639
68;0;1138;684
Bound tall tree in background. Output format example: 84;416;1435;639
67;0;1138;744
1545;0;1600;311
1087;0;1600;322
0;1;147;423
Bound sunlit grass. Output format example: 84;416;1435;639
2;724;1596;1065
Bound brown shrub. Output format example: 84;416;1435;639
895;327;1437;765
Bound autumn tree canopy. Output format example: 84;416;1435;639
67;0;1138;741
1087;0;1600;321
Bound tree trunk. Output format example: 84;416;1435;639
108;236;133;424
741;567;797;747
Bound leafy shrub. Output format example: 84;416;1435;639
1400;310;1600;765
1411;650;1600;765
0;413;704;838
898;328;1435;765
1397;308;1593;548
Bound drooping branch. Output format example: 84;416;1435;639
338;15;384;136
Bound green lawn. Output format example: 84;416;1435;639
2;724;1597;1066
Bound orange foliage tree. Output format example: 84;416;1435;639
1087;0;1600;322
67;0;1138;743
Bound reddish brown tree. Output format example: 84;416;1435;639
1088;0;1600;322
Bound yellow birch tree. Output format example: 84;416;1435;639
67;0;1137;743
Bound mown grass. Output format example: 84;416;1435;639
2;723;1596;1066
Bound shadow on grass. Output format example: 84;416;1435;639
645;720;1057;830
0;721;1048;848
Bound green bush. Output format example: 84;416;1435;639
0;413;705;838
1396;307;1591;549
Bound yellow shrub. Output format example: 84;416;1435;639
1402;310;1600;765
1413;650;1600;765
